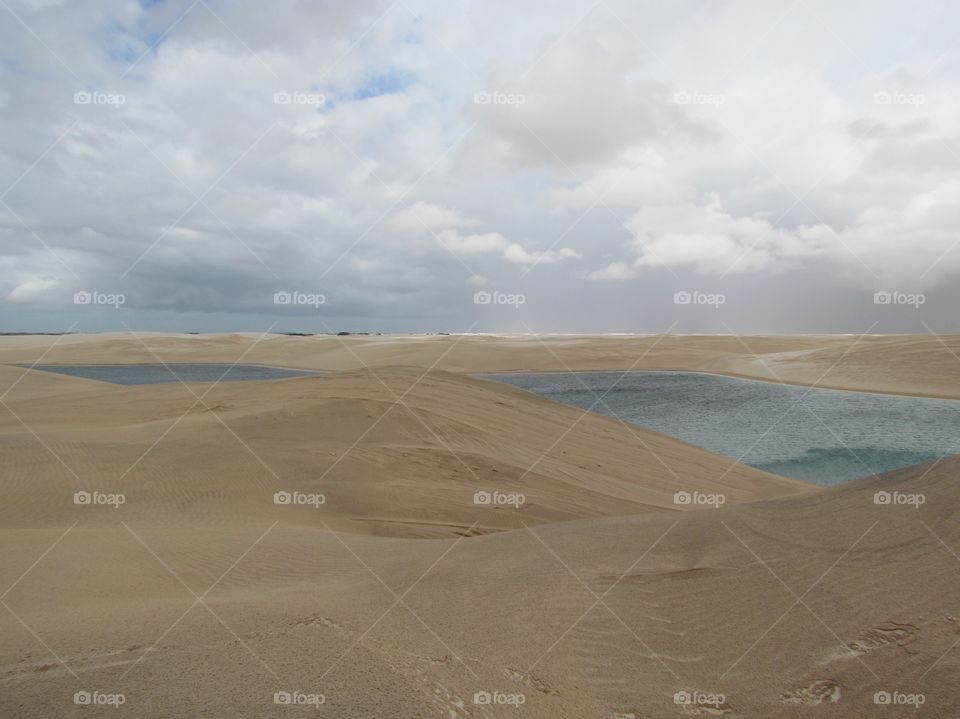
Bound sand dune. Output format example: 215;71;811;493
0;365;805;535
0;334;956;717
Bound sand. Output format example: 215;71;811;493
0;333;957;717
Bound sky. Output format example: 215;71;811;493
1;0;959;334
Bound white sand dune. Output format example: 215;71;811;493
0;334;956;717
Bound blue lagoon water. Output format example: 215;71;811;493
482;371;960;485
22;363;321;385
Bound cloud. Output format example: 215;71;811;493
587;262;636;281
2;0;960;332
471;9;711;168
389;202;466;234
503;244;580;264
438;229;509;254
437;229;579;265
5;276;61;303
601;173;960;288
624;196;815;275
549;148;689;211
810;179;960;285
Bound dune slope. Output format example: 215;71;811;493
0;365;806;536
1;450;956;717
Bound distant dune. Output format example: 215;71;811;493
0;334;956;717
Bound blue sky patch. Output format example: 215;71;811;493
353;68;410;101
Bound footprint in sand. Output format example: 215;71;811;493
430;683;470;719
820;622;920;665
3;645;155;681
503;667;560;695
780;679;841;705
290;614;345;630
846;622;918;655
680;702;734;716
416;654;452;666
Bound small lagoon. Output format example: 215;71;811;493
482;371;960;485
21;363;321;385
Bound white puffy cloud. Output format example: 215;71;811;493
549;148;689;211
624;196;817;275
437;229;579;265
587;262;636;281
503;244;580;264
808;179;960;285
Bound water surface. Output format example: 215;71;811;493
482;371;960;485
22;363;321;385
